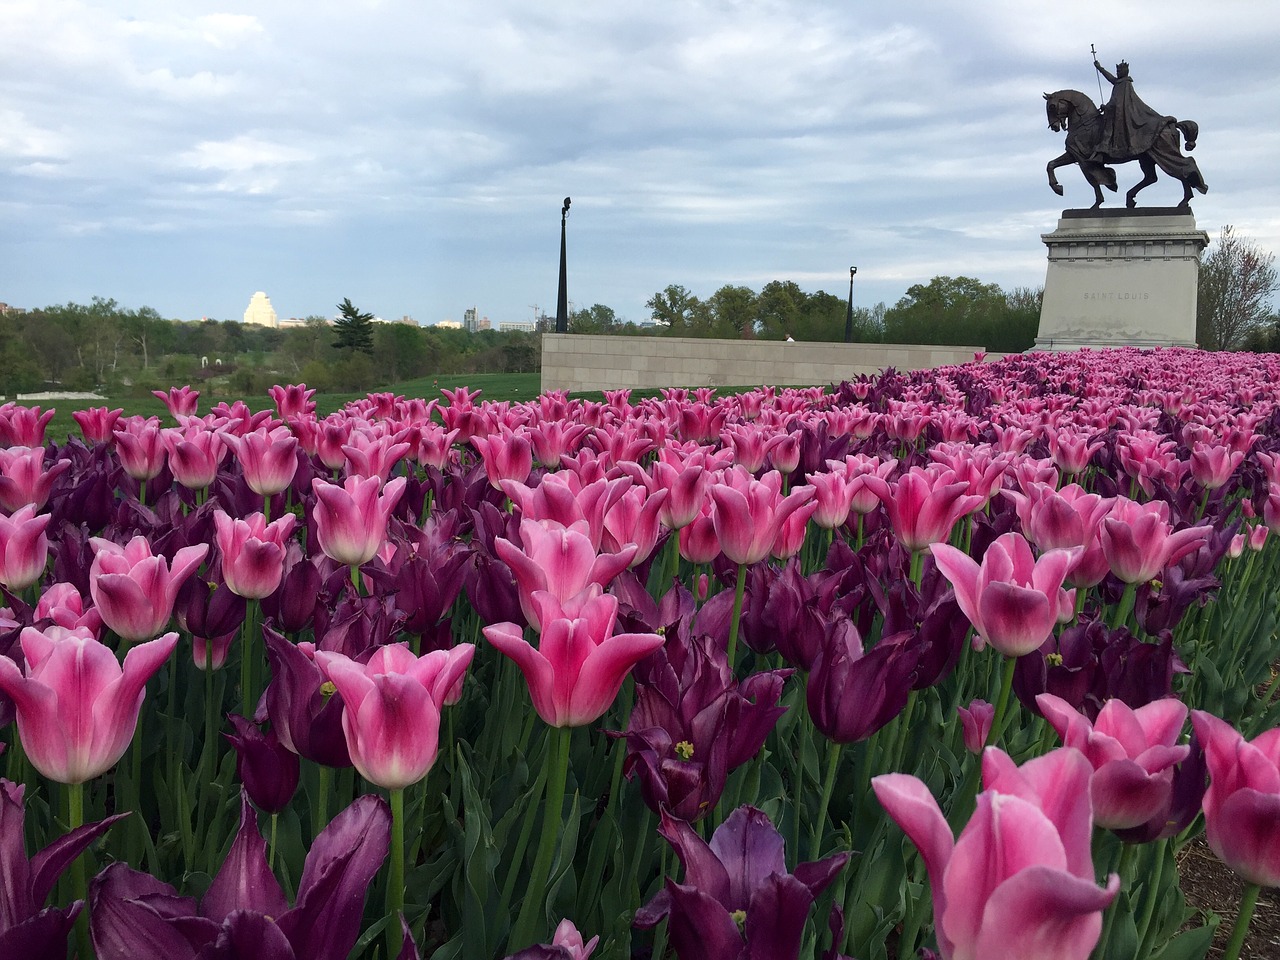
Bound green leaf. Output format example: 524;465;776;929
1151;923;1216;960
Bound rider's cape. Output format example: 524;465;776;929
1091;78;1167;162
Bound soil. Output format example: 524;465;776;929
1178;836;1280;959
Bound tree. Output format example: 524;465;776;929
756;281;805;340
333;298;374;354
646;285;705;334
569;304;619;335
707;285;758;338
1197;226;1278;351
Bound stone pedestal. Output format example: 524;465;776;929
1033;208;1208;351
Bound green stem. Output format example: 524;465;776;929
1112;582;1137;632
510;725;572;950
139;478;147;507
264;494;271;523
988;656;1019;748
314;763;331;836
1222;883;1261;960
809;741;843;861
909;549;923;590
239;600;258;714
269;812;279;872
386;787;405;960
725;563;748;671
1134;839;1166;957
68;780;92;960
1095;842;1137;959
350;563;362;597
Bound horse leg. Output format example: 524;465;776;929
1046;153;1072;196
1080;161;1115;209
1126;156;1158;208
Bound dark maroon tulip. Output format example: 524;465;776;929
389;537;469;638
201;790;289;923
1134;564;1217;635
225;716;301;814
0;778;126;957
620;634;790;822
260;625;352;768
634;806;848;960
178;576;248;645
805;620;920;744
90;794;390;960
259;549;323;634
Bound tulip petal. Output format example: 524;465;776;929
201;790;288;923
972;866;1119;960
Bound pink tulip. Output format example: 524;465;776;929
870;465;985;552
415;423;459;471
502;474;632;549
1038;693;1188;830
1191;711;1280;886
162;426;227;490
317;416;354;470
808;470;854;530
495;519;636;629
652;459;710;530
1100;497;1210;585
341;430;411;482
72;407;124;445
529;420;592;469
601;485;668;567
484;589;664;727
0;447;70;513
0;405;54;448
0;505;51;591
310;474;406;567
957;699;994;754
1189;441;1245;491
113;417;167;482
678;503;720;564
930;532;1075;657
269;383;317;419
874;747;1118;960
34;582;103;635
721;425;770;472
471;427;533;490
89;536;208;642
316;643;474;790
829;454;897;515
764;431;801;474
152;385;200;418
0;626;178;783
214;510;298;600
1048;430;1103;475
223;426;299;497
709;467;815;566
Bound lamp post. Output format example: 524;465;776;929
843;266;858;343
555;197;571;333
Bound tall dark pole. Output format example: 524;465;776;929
555;197;571;333
843;266;858;343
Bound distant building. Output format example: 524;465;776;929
435;320;462;330
277;317;308;328
463;306;479;333
477;316;491;331
500;321;536;333
0;302;21;315
243;292;278;328
395;315;418;326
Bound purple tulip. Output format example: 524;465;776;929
805;620;920;744
0;778;126;957
619;634;789;821
260;626;352;768
225;716;300;813
90;792;390;960
634;806;848;960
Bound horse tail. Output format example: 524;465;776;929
1177;119;1199;151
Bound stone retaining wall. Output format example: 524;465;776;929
541;334;996;393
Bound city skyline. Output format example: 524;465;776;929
4;2;1278;327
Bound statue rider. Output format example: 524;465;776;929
1091;59;1167;162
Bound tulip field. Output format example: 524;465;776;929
3;346;1280;960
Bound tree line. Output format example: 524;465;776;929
568;278;1043;353
0;298;539;398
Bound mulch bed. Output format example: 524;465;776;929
1178;836;1280;959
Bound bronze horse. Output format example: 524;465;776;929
1044;89;1207;209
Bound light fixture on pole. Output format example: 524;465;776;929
843;266;858;343
555;197;571;333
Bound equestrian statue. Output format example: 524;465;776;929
1044;58;1207;209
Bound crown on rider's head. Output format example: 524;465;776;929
1116;60;1130;76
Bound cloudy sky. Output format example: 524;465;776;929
4;1;1278;327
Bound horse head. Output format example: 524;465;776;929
1044;89;1097;133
